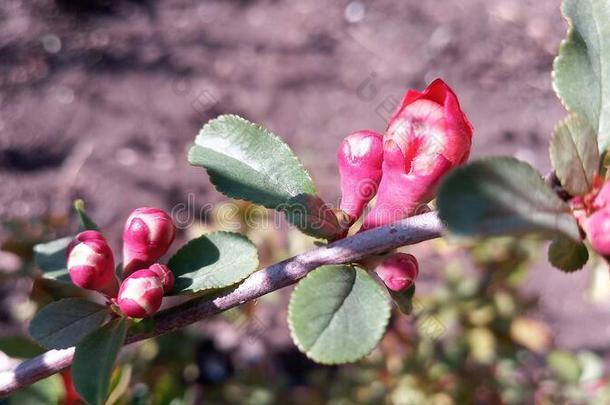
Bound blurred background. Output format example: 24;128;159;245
2;0;610;404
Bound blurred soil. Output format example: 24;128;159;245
1;0;610;356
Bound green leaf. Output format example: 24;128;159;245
74;199;100;231
550;114;599;196
33;201;99;282
29;298;108;350
553;0;610;153
188;114;316;209
282;194;341;240
168;231;259;294
547;350;582;383
73;318;127;405
288;265;391;364
548;236;589;273
33;237;72;282
9;374;63;405
0;336;44;358
437;157;581;241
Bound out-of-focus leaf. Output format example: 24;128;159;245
437;157;581;241
550;114;599;196
0;336;44;358
548;236;588;273
282;194;341;240
168;231;259;294
467;327;496;364
29;298;108;350
8;374;63;405
73;318;127;405
510;317;552;354
33;237;71;282
188;114;316;209
553;0;610;153
547;350;582;383
288;265;390;364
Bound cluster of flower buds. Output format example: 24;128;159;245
337;79;472;292
572;180;610;256
374;253;419;292
66;207;176;318
336;79;473;231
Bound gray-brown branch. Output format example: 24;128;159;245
0;211;443;397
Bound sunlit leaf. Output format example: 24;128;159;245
168;231;259;294
550;114;599;196
188;114;316;209
288;265;390;364
553;0;610;152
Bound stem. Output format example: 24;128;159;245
0;211;443;397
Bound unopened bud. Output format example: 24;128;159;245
148;263;175;293
584;209;610;256
67;231;118;296
117;269;164;318
337;130;383;224
362;79;473;230
374;253;419;292
123;207;176;276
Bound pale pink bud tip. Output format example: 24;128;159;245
148;263;175;293
117;269;164;318
374;253;419;292
67;231;118;296
337;130;383;222
123;207;176;277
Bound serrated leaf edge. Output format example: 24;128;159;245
287;265;391;365
549;114;598;195
547;238;589;273
188;114;317;209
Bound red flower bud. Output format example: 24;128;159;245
148;263;174;293
122;207;176;276
117;269;164;318
374;253;419;292
362;79;473;230
337;130;383;223
67;231;118;296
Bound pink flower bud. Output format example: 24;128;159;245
117;269;164;318
593;181;610;210
585;209;610;256
67;231;118;296
148;263;174;293
362;79;473;230
374;253;419;292
337;130;384;223
123;207;176;276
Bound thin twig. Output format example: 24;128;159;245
0;211;443;397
